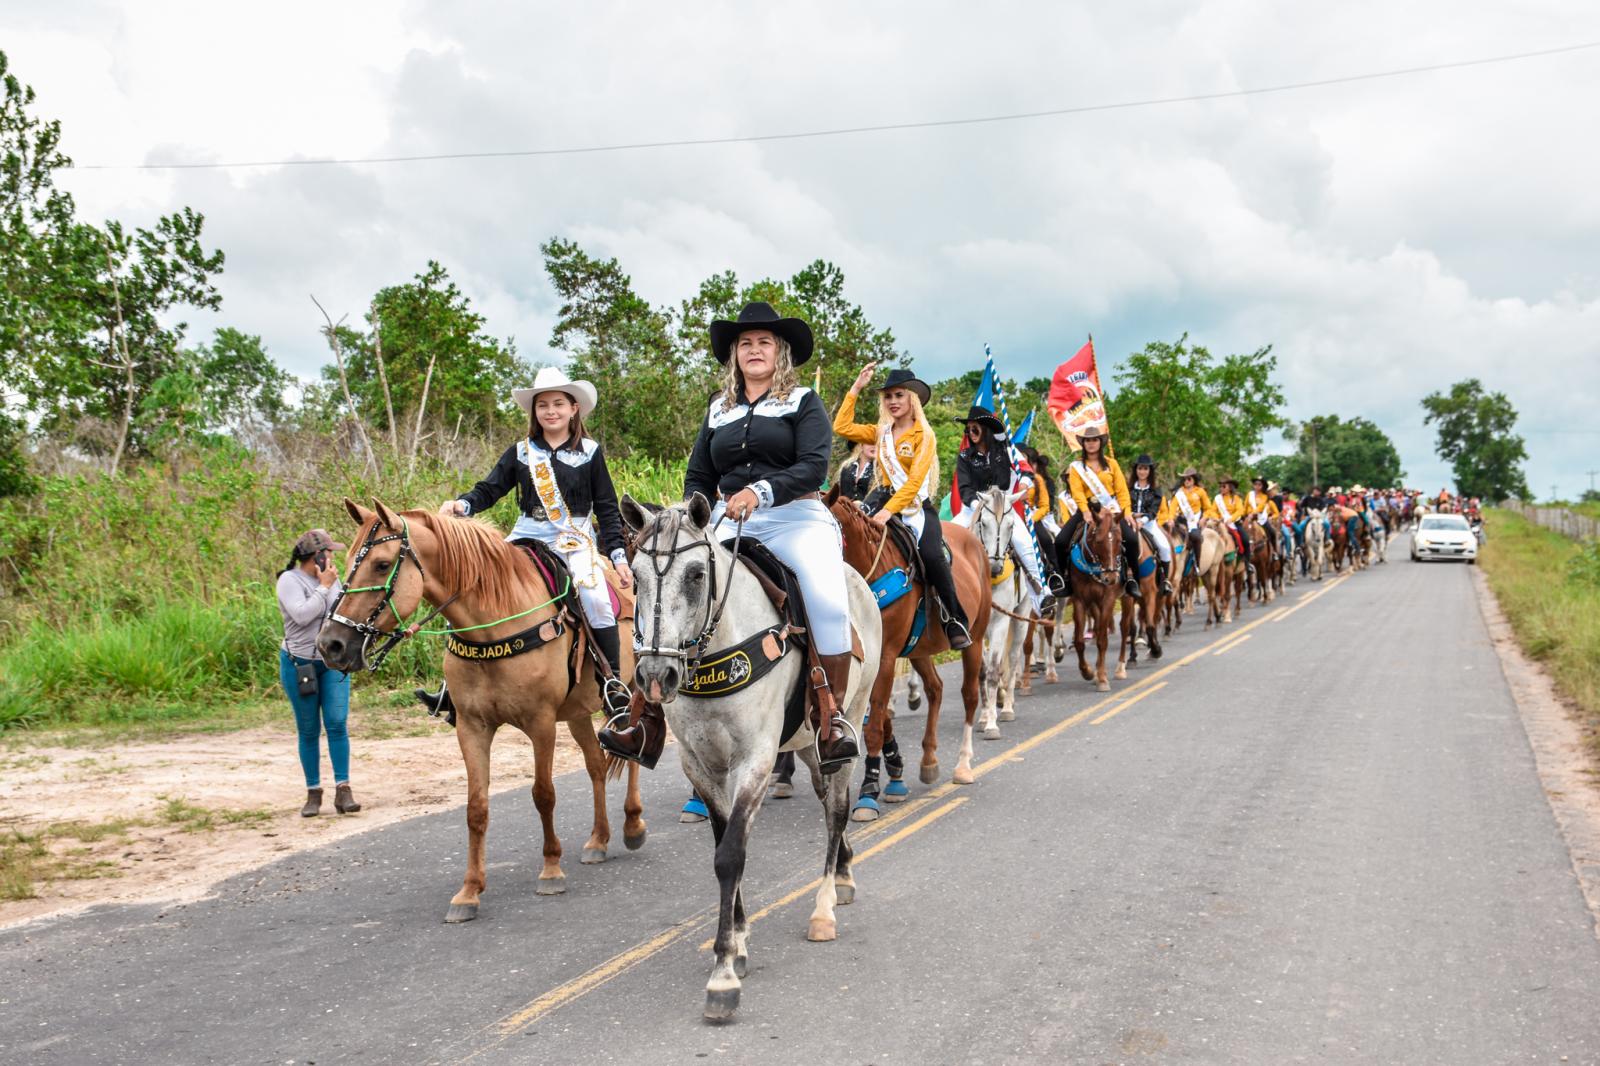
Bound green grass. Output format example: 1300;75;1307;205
158;796;273;833
0;828;119;900
1481;510;1600;767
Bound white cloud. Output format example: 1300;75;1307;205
10;0;1600;494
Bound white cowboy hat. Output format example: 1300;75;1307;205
513;366;597;417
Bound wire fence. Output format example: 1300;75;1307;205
1505;502;1600;541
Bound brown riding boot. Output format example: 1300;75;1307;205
300;788;322;818
811;653;859;774
334;783;361;814
598;689;667;770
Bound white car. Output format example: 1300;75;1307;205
1411;513;1479;564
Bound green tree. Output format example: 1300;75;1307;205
1420;378;1530;500
320;261;525;447
1103;335;1285;483
141;328;290;447
1260;415;1404;490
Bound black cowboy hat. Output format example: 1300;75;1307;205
878;367;931;405
955;405;1004;432
1250;474;1268;485
709;301;814;366
1134;453;1155;469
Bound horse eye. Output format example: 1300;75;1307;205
375;560;391;572
685;565;704;582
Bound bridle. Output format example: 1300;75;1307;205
327;516;455;670
631;507;745;671
973;490;1011;575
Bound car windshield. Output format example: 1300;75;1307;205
1420;515;1470;531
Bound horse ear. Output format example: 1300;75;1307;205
1007;488;1029;508
686;491;713;529
824;483;841;508
619;494;649;534
343;497;369;527
371;497;401;530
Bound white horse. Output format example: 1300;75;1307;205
968;487;1031;740
620;496;882;1022
1303;508;1328;582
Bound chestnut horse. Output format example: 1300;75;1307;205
826;487;992;797
318;499;644;924
1118;531;1163;675
1062;506;1123;691
1243;517;1277;604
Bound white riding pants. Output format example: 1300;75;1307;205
711;497;851;656
1136;516;1173;563
509;516;616;629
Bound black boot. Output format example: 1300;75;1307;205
415;681;455;727
591;625;631;717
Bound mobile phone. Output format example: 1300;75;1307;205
315;550;330;571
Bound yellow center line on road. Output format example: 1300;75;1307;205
467;573;1354;1051
1090;681;1169;725
698;795;971;951
1212;633;1253;657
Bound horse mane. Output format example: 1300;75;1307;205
408;511;544;619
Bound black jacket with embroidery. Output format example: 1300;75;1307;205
458;434;626;556
956;445;1011;505
837;458;876;502
1129;480;1162;519
684;387;831;506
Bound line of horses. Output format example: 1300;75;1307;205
314;489;1393;1022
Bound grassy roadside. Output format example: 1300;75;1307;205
1481;509;1600;765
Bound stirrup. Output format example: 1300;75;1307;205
597;710;657;769
601;677;632;716
815;714;860;777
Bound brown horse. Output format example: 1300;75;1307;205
826;487;992;793
318;499;644;924
1118;531;1163;674
1064;506;1123;691
1243;517;1276;604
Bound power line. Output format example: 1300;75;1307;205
72;39;1600;172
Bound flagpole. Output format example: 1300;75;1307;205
984;344;1045;576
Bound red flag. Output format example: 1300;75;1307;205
1047;338;1112;453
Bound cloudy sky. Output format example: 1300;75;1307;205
9;1;1600;495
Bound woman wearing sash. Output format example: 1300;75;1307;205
1128;454;1175;597
1216;475;1248;555
1247;475;1283;564
951;405;1051;610
835;364;974;649
1058;425;1141;598
435;367;633;718
836;440;878;503
1170;466;1222;545
600;301;859;770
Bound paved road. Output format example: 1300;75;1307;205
6;541;1600;1065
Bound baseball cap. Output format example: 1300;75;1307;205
294;529;346;556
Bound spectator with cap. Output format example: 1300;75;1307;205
276;528;360;818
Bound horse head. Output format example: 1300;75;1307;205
1084;504;1119;571
968;487;1019;578
619;492;720;703
317;497;431;672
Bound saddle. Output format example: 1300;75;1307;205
728;537;864;746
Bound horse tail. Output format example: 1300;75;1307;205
606;753;629;782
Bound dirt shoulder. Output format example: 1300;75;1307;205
0;707;591;929
1474;567;1600;939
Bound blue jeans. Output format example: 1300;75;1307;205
279;650;351;788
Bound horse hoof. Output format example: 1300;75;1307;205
1149;645;1163;660
807;917;837;942
770;780;794;799
680;810;708;824
733;954;749;979
998;708;1014;722
704;986;741;1022
1114;668;1127;680
535;875;566;896
982;725;1001;740
580;847;606;865
952;766;974;785
850;795;880;822
883;779;910;801
443;902;478;924
624;829;647;851
919;763;940;785
1096;680;1110;692
835;882;856;906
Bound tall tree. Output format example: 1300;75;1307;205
1259;415;1403;490
1103;335;1285;483
1421;378;1530;500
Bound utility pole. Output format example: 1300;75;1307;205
1309;418;1320;487
1586;469;1598;494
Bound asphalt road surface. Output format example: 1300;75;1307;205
6;539;1600;1065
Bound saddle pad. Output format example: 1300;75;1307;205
870;567;914;610
1136;556;1156;580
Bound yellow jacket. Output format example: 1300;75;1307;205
833;391;934;516
1026;470;1050;524
1216;490;1247;523
1169;484;1221;524
1245;490;1281;523
1067;458;1132;516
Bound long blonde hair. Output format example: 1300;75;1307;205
876;389;940;496
718;337;799;412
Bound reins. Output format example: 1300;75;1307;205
632;507;746;670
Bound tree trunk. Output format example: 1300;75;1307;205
104;244;136;478
372;302;398;452
409;351;437;473
311;295;376;474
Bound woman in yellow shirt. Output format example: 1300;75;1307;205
836;364;972;649
1059;425;1142;597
